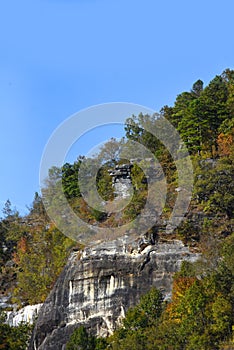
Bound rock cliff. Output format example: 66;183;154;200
7;304;43;327
29;239;199;350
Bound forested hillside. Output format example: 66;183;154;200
65;69;234;350
0;69;233;349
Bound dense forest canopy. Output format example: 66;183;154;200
0;69;233;349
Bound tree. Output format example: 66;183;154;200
97;137;125;165
194;154;234;219
107;288;163;349
66;326;106;350
0;309;32;350
222;68;234;117
177;98;206;154
62;161;82;199
170;73;231;156
191;79;204;97
198;75;229;154
124;113;162;154
0;200;24;259
12;224;75;305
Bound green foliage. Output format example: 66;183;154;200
96;164;114;201
59;70;234;229
176;219;200;244
0;200;27;298
106;234;234;350
97;137;124;165
1;200;24;248
194;154;234;219
125;113;162;154
107;288;163;349
172;90;196;129
0;309;33;350
66;326;107;350
169;72;232;156
191;79;204;97
0;193;76;306
12;224;75;305
62;161;82;199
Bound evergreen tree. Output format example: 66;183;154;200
66;326;106;350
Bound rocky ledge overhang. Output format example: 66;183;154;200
28;239;199;350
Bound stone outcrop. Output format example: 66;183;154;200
108;163;133;199
29;239;199;350
28;161;200;349
7;303;43;327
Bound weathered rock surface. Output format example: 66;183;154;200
7;303;43;327
109;163;133;199
28;239;199;350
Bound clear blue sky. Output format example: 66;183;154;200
0;0;234;214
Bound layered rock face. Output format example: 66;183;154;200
109;163;133;198
29;239;199;350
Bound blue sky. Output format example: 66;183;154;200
0;0;234;214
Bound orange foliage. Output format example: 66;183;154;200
13;237;28;264
172;276;197;302
217;131;234;156
166;276;197;320
18;237;28;254
12;251;19;264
